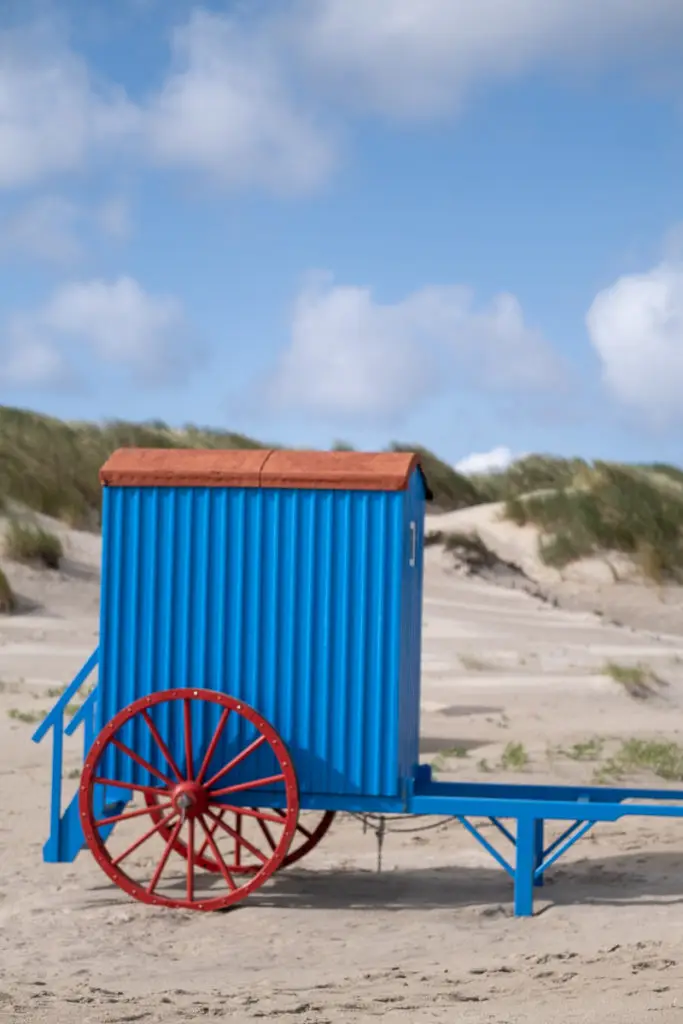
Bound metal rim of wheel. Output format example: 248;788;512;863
143;796;336;874
79;688;299;911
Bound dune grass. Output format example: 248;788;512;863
596;738;683;783
2;406;683;573
7;707;47;724
601;661;665;699
561;738;605;762
501;741;529;771
0;406;487;527
0;567;15;613
471;454;587;502
0;406;271;531
502;462;683;579
388;442;484;509
4;519;63;569
427;529;511;571
430;745;469;773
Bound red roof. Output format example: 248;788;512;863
99;447;428;494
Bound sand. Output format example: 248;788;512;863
2;515;683;1022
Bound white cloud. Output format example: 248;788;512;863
143;10;334;194
1;277;197;389
135;1;683;191
456;446;521;475
264;274;563;423
1;334;71;389
95;196;133;240
2;5;683;196
586;261;683;427
0;196;83;265
289;0;683;119
0;15;331;196
0;25;138;189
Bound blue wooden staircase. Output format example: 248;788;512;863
32;648;125;862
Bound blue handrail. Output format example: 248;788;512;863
65;687;97;738
32;647;99;743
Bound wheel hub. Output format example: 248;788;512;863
171;781;208;819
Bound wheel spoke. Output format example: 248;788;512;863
196;810;224;860
141;710;184;782
112;809;178;867
186;819;195;903
183;699;194;780
147;818;183;895
197;816;237;891
195;708;230;784
209;804;287;825
211;772;285;798
255;818;276;852
206;809;268;864
204;734;267;789
234;811;242;869
111;738;173;787
92;776;170;798
95;801;173;828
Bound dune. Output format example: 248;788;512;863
427;502;683;637
427;500;639;586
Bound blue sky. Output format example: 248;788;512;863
1;1;683;472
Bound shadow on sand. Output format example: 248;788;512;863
83;849;683;916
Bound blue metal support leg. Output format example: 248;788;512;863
514;815;537;917
534;819;544;888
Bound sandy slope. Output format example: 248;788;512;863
427;502;683;635
2;522;683;1021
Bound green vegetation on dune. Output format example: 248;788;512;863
470;453;587;502
596;738;683;783
0;567;15;613
0;407;481;528
640;463;683;488
1;407;682;581
502;461;683;580
0;406;272;530
4;519;63;569
388;442;483;510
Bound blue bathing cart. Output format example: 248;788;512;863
33;447;683;914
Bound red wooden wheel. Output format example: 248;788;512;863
143;795;335;875
79;689;299;911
